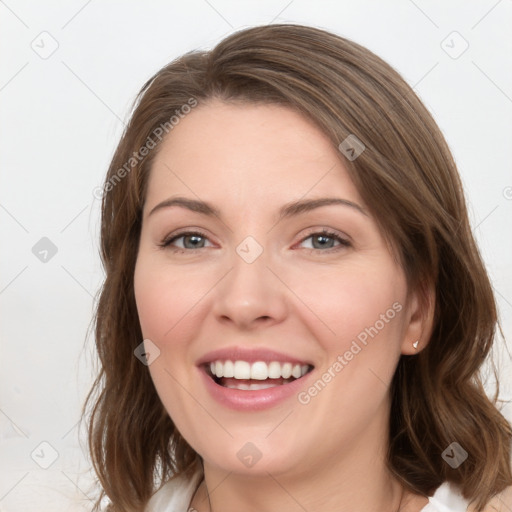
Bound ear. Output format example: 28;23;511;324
400;280;436;355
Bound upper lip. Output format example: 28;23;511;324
196;346;314;367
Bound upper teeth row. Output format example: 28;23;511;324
209;360;310;380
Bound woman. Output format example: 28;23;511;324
84;24;512;512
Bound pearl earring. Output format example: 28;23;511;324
412;340;419;349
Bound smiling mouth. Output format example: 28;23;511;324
204;360;314;390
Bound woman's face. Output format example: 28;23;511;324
134;100;423;477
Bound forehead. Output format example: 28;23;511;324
145;100;363;212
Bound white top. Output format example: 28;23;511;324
145;469;471;512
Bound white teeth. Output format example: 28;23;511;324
281;362;292;379
224;381;288;390
223;360;234;378
233;361;251;379
250;361;268;380
208;360;311;380
229;382;250;390
291;364;302;379
215;361;223;378
268;361;281;379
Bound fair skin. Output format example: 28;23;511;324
134;100;432;512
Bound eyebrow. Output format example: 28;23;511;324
147;196;368;220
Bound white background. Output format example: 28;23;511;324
1;1;511;510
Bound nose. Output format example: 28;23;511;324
211;248;288;331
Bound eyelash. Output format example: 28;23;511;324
158;229;351;254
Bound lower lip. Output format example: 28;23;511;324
198;367;314;411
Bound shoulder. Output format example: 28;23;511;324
145;469;203;512
421;481;469;512
465;484;512;512
424;482;512;512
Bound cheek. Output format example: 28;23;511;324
289;266;407;443
302;266;406;407
134;255;207;346
134;257;206;430
287;259;407;355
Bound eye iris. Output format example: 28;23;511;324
183;234;204;249
312;234;335;249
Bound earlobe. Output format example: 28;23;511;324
401;281;436;355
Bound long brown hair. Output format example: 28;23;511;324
83;23;512;511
